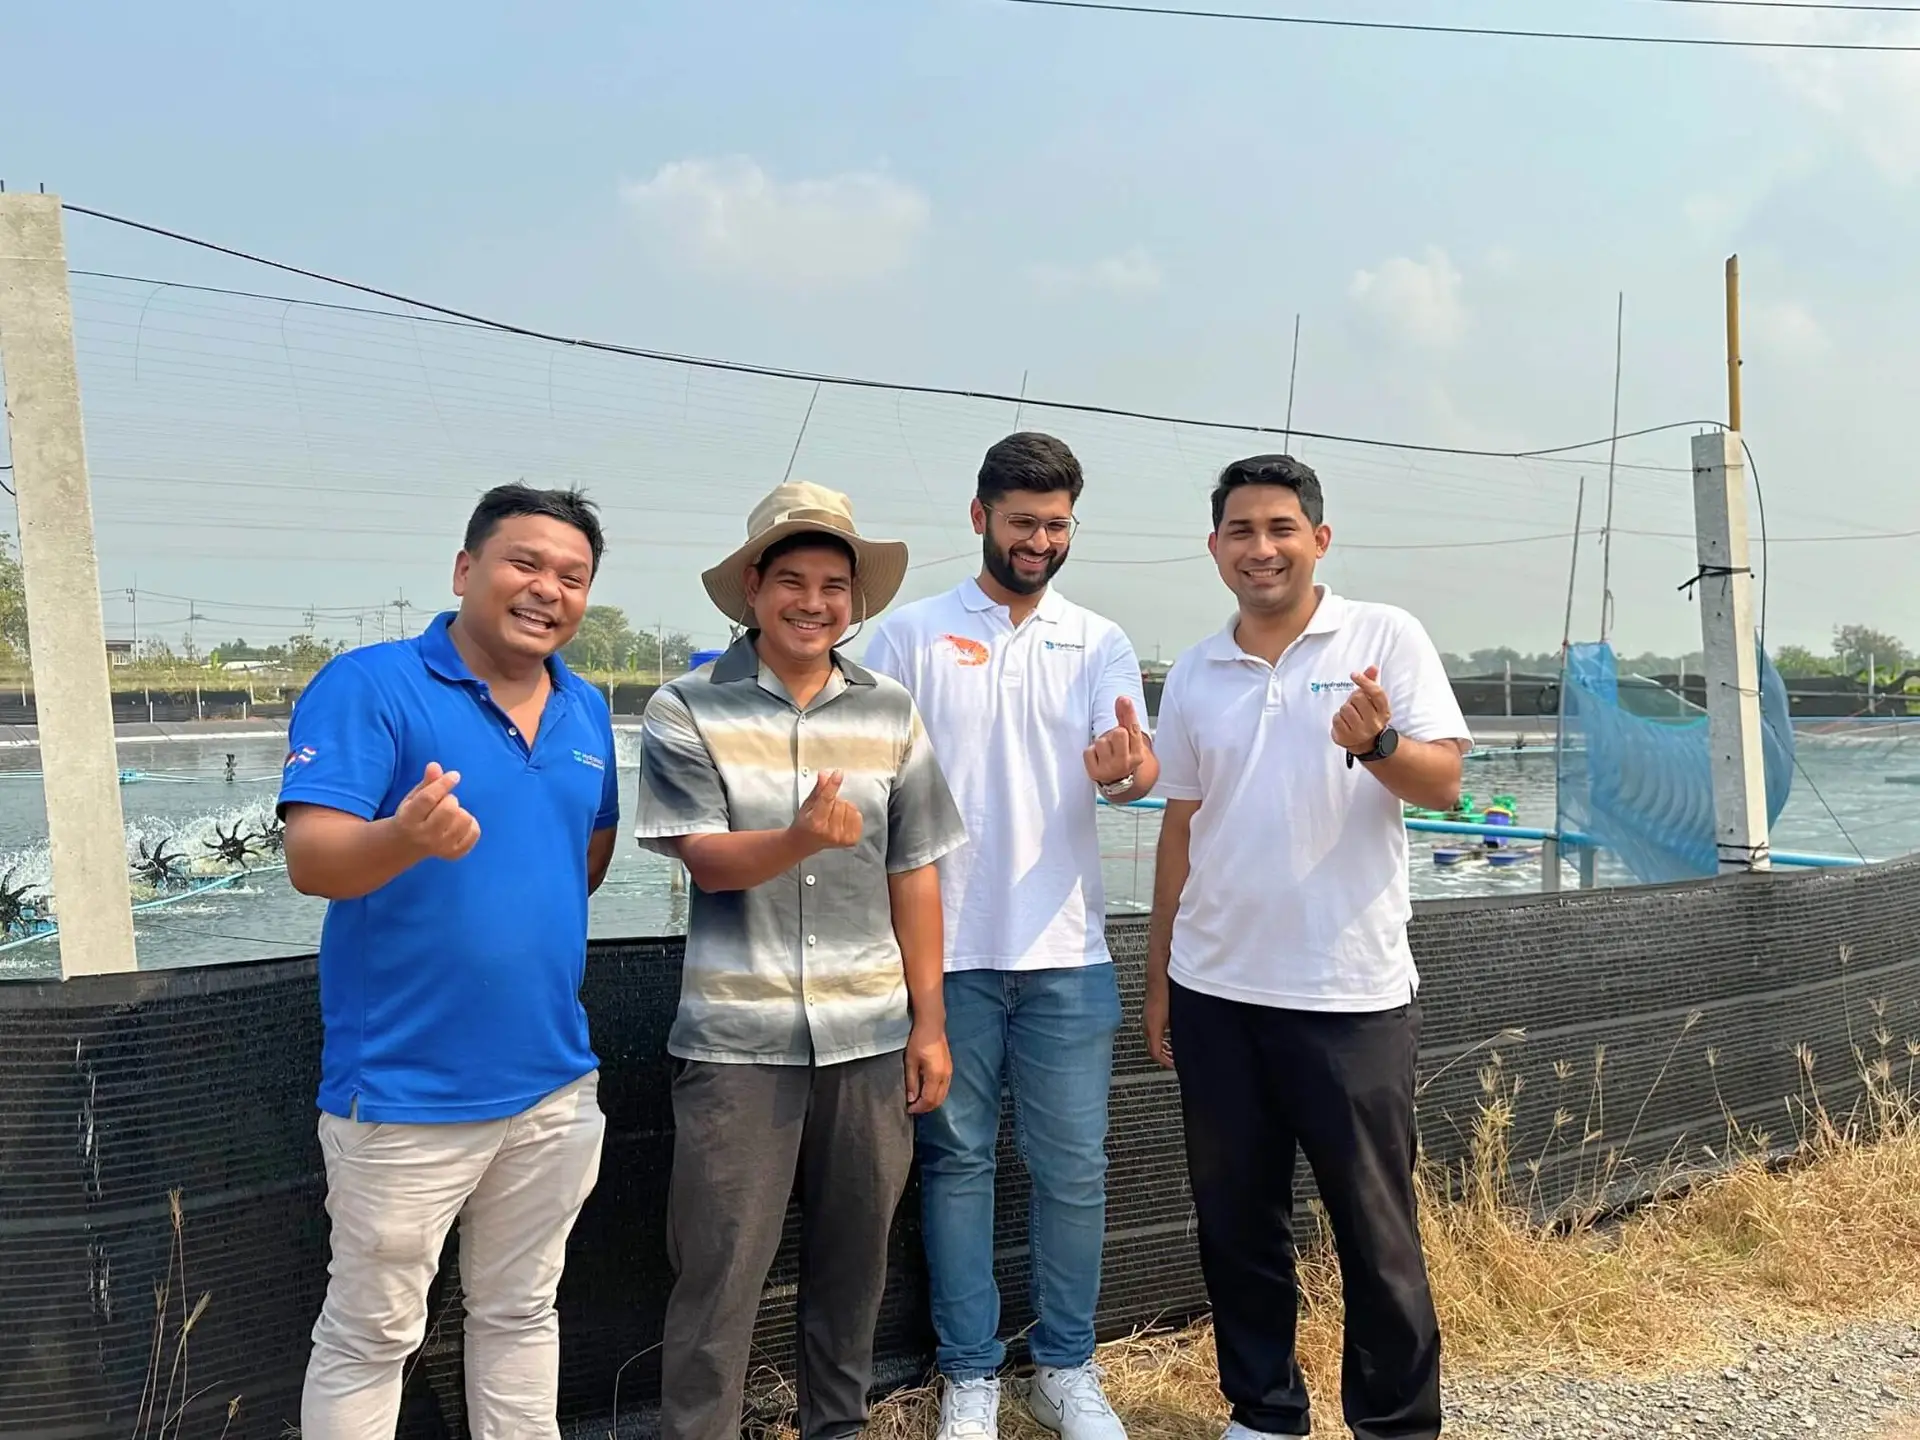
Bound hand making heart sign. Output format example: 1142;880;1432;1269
791;770;864;853
394;762;483;861
1331;667;1392;755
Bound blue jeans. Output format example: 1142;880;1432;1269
917;964;1122;1379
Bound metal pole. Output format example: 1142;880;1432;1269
0;194;138;975
1726;255;1743;433
1540;836;1561;894
1599;293;1624;643
1283;314;1301;451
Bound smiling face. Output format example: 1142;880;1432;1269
745;536;856;671
452;512;595;662
1207;482;1331;617
974;488;1075;598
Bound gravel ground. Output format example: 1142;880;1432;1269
1443;1320;1920;1439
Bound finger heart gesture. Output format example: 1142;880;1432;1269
396;761;483;861
1330;666;1392;753
793;770;863;852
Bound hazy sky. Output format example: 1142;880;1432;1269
4;0;1918;664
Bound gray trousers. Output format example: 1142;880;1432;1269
660;1051;913;1440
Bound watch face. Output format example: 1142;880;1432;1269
1378;726;1399;757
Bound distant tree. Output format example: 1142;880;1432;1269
1832;624;1909;680
631;628;695;677
563;606;639;672
285;632;342;670
0;534;28;663
210;637;281;663
1772;645;1838;678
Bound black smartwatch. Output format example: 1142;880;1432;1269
1346;725;1400;768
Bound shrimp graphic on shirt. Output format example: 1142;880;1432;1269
939;634;990;667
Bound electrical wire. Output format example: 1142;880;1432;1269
994;0;1920;50
1630;0;1920;13
1740;436;1770;643
59;209;1725;464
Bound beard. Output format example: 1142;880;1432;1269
983;534;1068;596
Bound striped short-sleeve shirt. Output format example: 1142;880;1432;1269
633;635;968;1066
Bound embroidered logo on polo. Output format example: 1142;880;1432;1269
283;745;317;770
1309;680;1358;695
1042;639;1086;653
939;634;990;667
571;749;607;771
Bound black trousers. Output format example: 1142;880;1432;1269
1170;981;1442;1440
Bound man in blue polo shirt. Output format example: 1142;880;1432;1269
280;484;620;1440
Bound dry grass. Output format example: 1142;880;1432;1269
743;1019;1920;1440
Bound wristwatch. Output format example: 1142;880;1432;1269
1100;773;1137;799
1345;725;1400;769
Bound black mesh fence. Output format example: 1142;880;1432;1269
3;855;1917;1438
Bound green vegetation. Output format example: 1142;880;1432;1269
1773;624;1912;684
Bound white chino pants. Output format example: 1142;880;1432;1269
300;1071;606;1440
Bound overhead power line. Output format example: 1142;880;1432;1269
1632;0;1920;14
61;205;1721;464
995;0;1920;51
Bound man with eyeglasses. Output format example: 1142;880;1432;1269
864;432;1157;1440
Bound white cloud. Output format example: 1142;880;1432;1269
1708;4;1920;182
1746;298;1832;363
1026;246;1164;297
620;156;930;290
1349;247;1467;349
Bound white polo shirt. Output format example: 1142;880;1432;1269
1153;587;1471;1011
863;578;1148;972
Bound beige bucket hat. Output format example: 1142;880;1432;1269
702;481;910;625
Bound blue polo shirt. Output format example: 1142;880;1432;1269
278;612;620;1123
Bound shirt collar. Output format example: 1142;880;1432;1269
959;576;1067;623
419;611;575;691
1202;586;1346;662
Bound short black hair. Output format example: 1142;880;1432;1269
754;531;857;576
464;483;606;573
1210;454;1325;529
977;432;1085;506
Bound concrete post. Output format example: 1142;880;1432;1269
1689;431;1770;873
0;194;139;975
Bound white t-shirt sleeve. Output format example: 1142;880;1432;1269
1090;627;1150;742
1386;614;1473;746
1151;665;1204;801
861;619;909;687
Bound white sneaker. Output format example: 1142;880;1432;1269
1222;1424;1290;1440
937;1376;1001;1440
1027;1363;1128;1440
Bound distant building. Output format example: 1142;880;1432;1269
104;639;134;667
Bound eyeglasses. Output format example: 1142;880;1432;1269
985;506;1079;544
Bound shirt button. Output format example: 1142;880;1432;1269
807;934;817;946
508;727;518;736
801;767;811;778
805;874;817;886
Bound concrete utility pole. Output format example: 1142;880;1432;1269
1689;254;1769;874
0;193;139;975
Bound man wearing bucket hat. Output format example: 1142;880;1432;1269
635;481;968;1440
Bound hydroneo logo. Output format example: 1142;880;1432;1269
1309;680;1357;695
